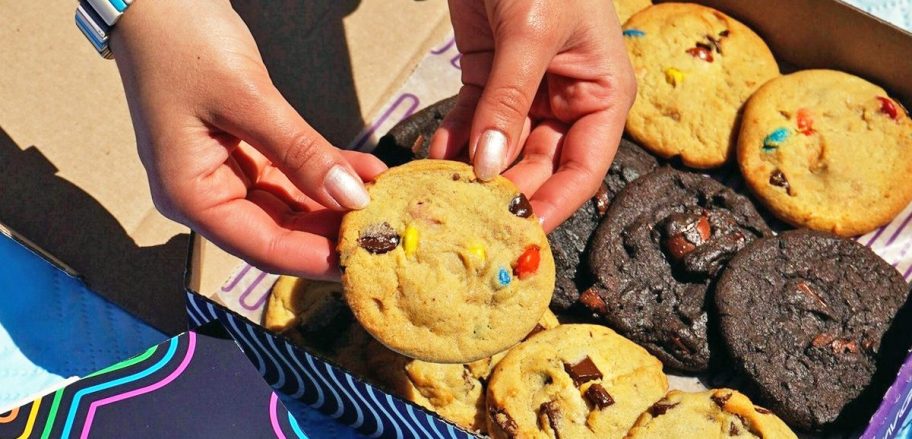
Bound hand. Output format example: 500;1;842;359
430;0;635;232
110;0;386;279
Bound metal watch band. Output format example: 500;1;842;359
74;0;134;59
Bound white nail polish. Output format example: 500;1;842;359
475;129;507;181
325;165;370;209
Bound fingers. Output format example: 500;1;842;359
194;194;341;280
529;110;623;233
467;4;563;182
428;85;482;160
213;81;371;211
501;120;567;195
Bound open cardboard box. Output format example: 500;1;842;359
0;0;452;336
185;1;912;437
3;0;912;437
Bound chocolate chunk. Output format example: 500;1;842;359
706;35;724;54
755;407;771;415
831;338;859;354
719;29;730;37
686;45;714;62
509;193;534;218
578;287;608;314
358;222;400;254
538;401;562;438
769;170;791;193
729;423;740;436
563;356;602;386
524;323;546;341
811;332;836;348
594;183;611;217
451;173;460;181
648;401;679;417
663;213;712;261
489;406;518;437
664;234;697;261
410;134;425;155
584;383;615;409
711;392;732;408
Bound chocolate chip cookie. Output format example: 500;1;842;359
339;160;555;363
372;96;457;166
485;324;668;439
550;138;659;311
715;230;912;431
738;69;912;237
625;389;797;438
586;167;771;372
623;3;779;168
368;310;560;433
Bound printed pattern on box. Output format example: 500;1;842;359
0;330;308;439
186;292;476;439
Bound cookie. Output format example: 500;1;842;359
550;138;659;311
586;167;771;372
265;278;382;379
339;160;556;363
372;96;457;167
613;0;651;25
625;389;797;438
485;324;667;439
368;310;560;433
623;3;779;168
737;69;912;237
264;276;346;333
715;230;912;431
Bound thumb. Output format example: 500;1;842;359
469;12;559;181
216;81;371;211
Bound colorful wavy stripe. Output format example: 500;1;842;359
78;333;196;439
39;345;160;439
56;338;180;438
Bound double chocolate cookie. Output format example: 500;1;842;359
372;96;457;166
550;138;659;311
586;167;771;372
716;230;912;431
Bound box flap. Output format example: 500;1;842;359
0;0;450;334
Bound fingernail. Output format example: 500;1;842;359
474;129;507;181
325;165;370;209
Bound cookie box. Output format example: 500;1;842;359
0;323;308;438
180;0;910;437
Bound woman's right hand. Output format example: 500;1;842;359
110;0;387;280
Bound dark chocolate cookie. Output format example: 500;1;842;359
715;230;912;432
549;138;659;311
586;167;771;372
372;96;457;166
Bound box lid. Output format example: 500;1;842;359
0;0;450;334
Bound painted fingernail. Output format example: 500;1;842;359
475;129;507;181
324;165;370;209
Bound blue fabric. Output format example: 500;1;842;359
0;235;164;406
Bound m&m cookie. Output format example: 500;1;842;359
338;160;555;363
623;3;779;168
738;69;912;236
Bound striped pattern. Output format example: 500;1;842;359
74;0;133;59
0;335;193;438
186;292;476;439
